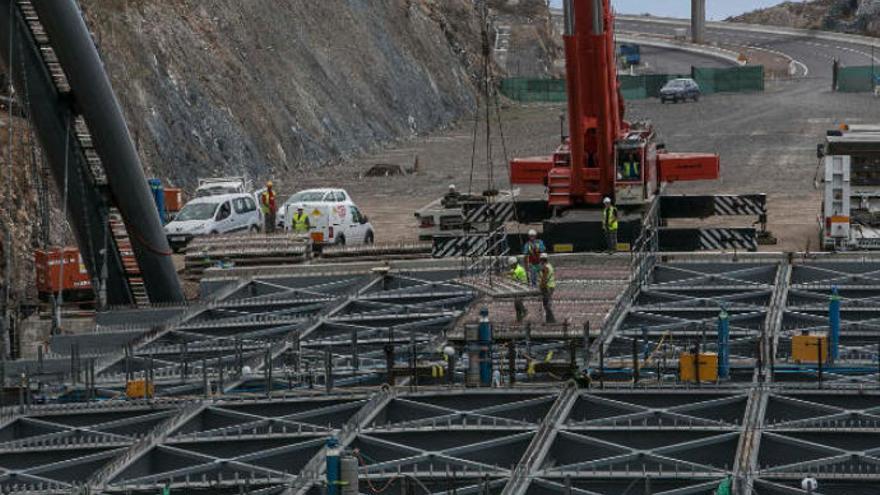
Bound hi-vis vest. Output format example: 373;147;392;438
292;212;310;232
604;205;618;232
260;190;275;214
540;263;556;289
511;264;527;284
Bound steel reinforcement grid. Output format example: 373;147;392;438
0;253;879;493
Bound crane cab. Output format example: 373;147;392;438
614;129;658;207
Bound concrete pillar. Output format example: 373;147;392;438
691;0;705;44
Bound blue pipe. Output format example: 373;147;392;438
830;286;841;362
478;307;492;386
717;307;730;379
148;178;167;224
326;437;341;495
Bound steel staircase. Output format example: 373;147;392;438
16;0;146;306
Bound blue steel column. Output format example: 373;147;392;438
829;286;841;362
717;307;730;379
478;308;493;386
32;0;183;303
325;437;341;495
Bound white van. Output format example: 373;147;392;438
164;193;262;251
195;177;251;197
278;188;374;245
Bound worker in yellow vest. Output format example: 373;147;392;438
538;253;556;324
260;181;276;234
291;206;312;234
602;197;618;254
508;256;528;322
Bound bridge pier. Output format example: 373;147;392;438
691;0;706;44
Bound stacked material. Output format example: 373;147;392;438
318;242;432;261
184;234;311;276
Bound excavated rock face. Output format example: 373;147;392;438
489;0;562;77
78;0;488;187
729;0;880;36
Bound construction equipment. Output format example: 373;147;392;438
618;43;640;66
34;247;92;301
422;0;762;255
195;176;252;197
125;378;154;399
679;352;718;383
509;0;718;209
791;334;829;364
818;125;880;250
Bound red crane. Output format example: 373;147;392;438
510;0;719;209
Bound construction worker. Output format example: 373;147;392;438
602;197;618;254
260;181;277;234
522;229;546;287
627;152;640;180
618;152;639;180
441;184;461;208
538;253;556;324
508;256;528;322
292;206;312;234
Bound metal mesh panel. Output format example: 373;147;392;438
837;65;877;93
500;66;764;103
692;66;764;95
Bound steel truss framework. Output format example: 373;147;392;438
0;255;880;493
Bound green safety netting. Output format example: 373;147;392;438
691;66;764;94
836;65;879;93
499;78;566;102
500;65;764;103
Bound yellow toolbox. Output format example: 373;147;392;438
791;334;829;363
125;379;155;399
679;352;719;383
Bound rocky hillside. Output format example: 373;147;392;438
729;0;880;36
78;0;490;188
0;0;560;302
489;0;563;77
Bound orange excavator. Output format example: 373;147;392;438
509;0;718;212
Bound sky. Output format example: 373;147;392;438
548;1;805;21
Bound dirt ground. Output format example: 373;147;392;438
269;86;830;253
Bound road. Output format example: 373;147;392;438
302;18;880;252
617;18;880;251
634;44;733;74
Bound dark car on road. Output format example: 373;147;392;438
659;78;701;103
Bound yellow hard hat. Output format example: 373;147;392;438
266;180;273;187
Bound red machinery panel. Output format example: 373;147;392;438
510;156;554;185
35;247;92;295
164;188;184;212
658;153;720;182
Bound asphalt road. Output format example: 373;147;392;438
618;19;880;251
634;45;732;74
321;19;880;252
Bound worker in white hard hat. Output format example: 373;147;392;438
441;183;462;208
538;252;556;323
508;256;528;322
522;229;546;287
602;197;618;254
801;478;818;495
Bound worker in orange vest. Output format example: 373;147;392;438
260;181;277;234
